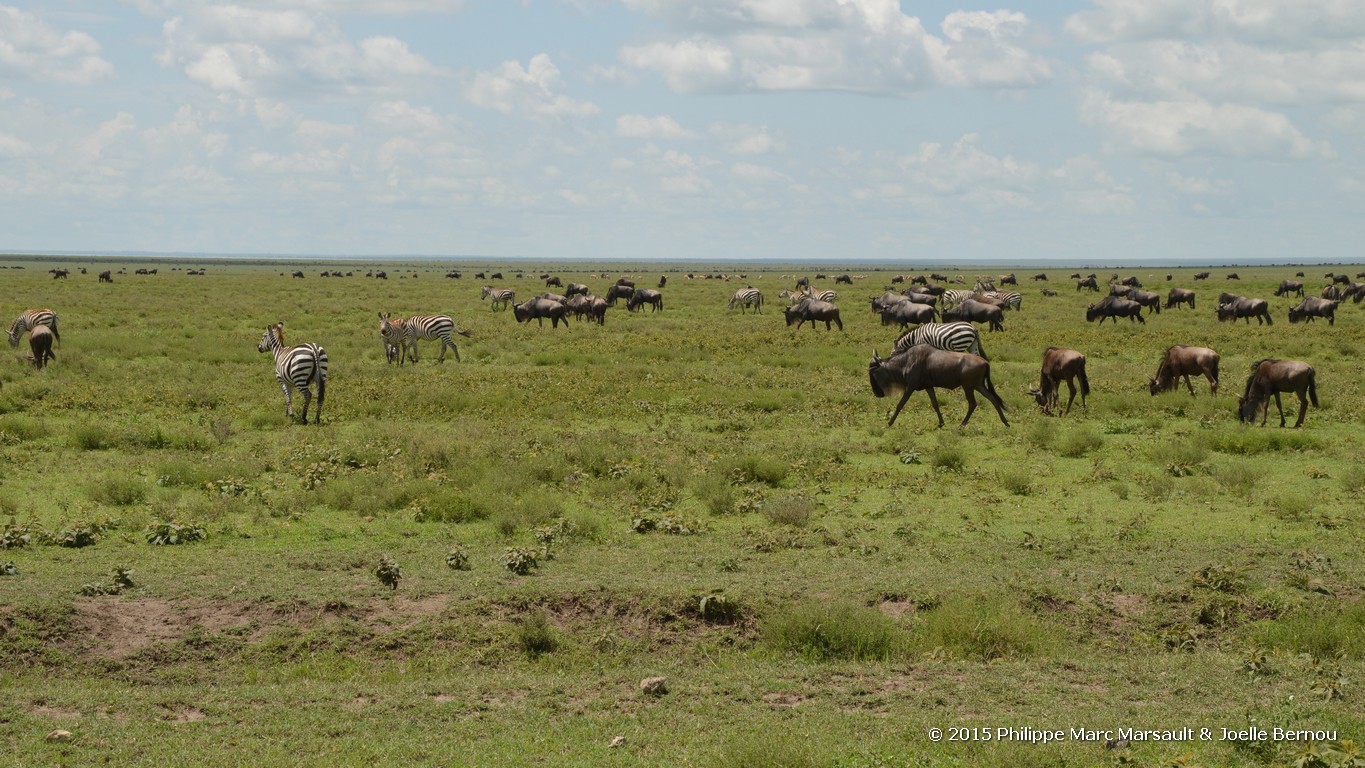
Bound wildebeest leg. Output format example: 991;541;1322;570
1294;390;1308;428
835;317;843;331
887;388;915;427
977;383;1010;427
1183;375;1196;396
1274;392;1286;427
959;387;977;427
925;387;947;428
1063;379;1077;415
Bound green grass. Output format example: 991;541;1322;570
2;257;1364;766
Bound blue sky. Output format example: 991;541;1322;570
2;1;1364;263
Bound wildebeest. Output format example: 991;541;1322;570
1216;296;1273;325
1148;345;1219;396
565;282;589;297
1322;284;1344;301
880;300;936;329
1166;274;1173;281
1226;273;1240;280
1069;273;1081;279
899;290;939;307
1029;347;1088;416
50;268;69;279
545;276;563;288
1274;280;1305;298
1297;272;1306;277
626;289;664;312
1194;272;1210;280
1288;297;1339;325
1238;359;1317;428
1165;288;1195;310
1108;284;1132;297
794;276;810;289
785;299;842;331
867;345;1009;428
292;271;305;279
1040;288;1057;297
513;297;570;328
1076;276;1099;291
942;300;1004;332
835;274;853;285
658;275;667;288
1331;273;1350;285
1121;276;1142;288
1032;273;1048;281
27;325;55;370
1128;289;1161;314
1086;296;1145;324
98;271;113;283
604;284;634;306
999;273;1017;285
490;272;503;280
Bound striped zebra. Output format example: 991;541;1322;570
377;312;407;365
480;286;515;311
257;322;327;424
403;315;472;363
892;322;988;360
728;287;763;313
984;291;1022;311
940;289;974;307
809;289;838;303
7;308;59;349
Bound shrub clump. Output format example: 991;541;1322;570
761;494;816;528
763;601;904;661
1056;425;1103;458
516;612;558;658
912;595;1049;661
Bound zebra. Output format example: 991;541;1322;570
892;322;988;360
728;287;763;313
402;315;472;363
480;286;515;311
7;308;59;349
940;289;974;307
377;313;407;364
984;291;1022;311
809;289;838;303
257;322;327;424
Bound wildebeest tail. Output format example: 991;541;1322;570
1309;371;1319;407
983;364;1007;411
1078;366;1090;397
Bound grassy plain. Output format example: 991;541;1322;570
1;257;1363;767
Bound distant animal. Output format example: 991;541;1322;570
658;275;667;288
565;283;589;297
7;309;59;349
867;345;1009;428
1194;272;1210;280
794;276;810;289
605;284;634;306
375;271;387;279
1086;296;1144;325
999;273;1017;285
1076;276;1099;291
835;274;853;285
1121;276;1142;288
1297;272;1306;277
1128;289;1162;314
545;276;562;288
513;297;570;328
1226;273;1241;280
1148;345;1219;396
1040;288;1057;296
377;313;407;364
292;271;304;279
27;325;55;370
982;291;1022;311
98;271;112;283
1029;347;1088;416
50;268;69;279
1288;297;1339;325
257;322;327;424
400;315;471;363
880;300;936;329
892;322;986;359
891;275;906;284
626;289;664;312
1238;359;1317;428
480;286;515;310
728;287;763;314
1108;284;1132;297
930;273;948;282
942;300;1004;332
615;278;634;288
1069;273;1081;279
1032;273;1048;281
1216;296;1273;325
784;299;842;331
1165;288;1196;310
490;272;503;280
1166;274;1173;281
1332;273;1350;285
1274;280;1304;298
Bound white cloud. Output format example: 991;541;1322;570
713;124;784;155
466;53;599;118
1066;0;1365;45
616;114;695;140
0;5;115;85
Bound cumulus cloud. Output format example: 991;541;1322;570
466;54;600;119
0;5;115;85
618;0;1050;94
616;114;696;140
1066;0;1365;45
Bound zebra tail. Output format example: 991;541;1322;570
1309;372;1319;407
976;336;988;361
456;326;473;338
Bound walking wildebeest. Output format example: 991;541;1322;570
605;284;634;306
835;274;853;285
1194;272;1210;280
513;297;570;327
868;345;1009;428
1029;347;1088;416
942;300;1004;332
785;299;842;331
1165;288;1195;310
1000;273;1017;285
1149;345;1219;396
1128;289;1161;314
545;276;562;288
28;325;55;370
1086;296;1145;324
880;300;936;329
1226;273;1240;280
1331;273;1350;285
1216;296;1273;325
626;289;664;312
98;271;113;283
1288;297;1339;325
1275;280;1305;298
1238;359;1317;428
565;282;589;297
1032;273;1048;281
1076;276;1099;291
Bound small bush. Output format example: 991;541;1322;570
1269;495;1315;522
913;595;1049;661
722;455;788;487
445;545;470;571
763;601;903;661
762;494;815;528
71;424;115;451
1055;425;1103;458
146;520;207;545
692;475;736;516
502;547;538;575
1212;460;1260;498
87;475;147;507
1160;439;1208;476
929;443;966;473
998;469;1033;496
374;555;402;591
698;593;743;624
516;612;558;658
1025;419;1055;450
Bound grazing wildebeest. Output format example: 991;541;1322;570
1322;284;1344;301
626;289;664;312
1040;288;1057;297
1238;359;1317;428
1108;284;1132;297
1165;288;1196;310
1226;273;1240;280
1216;296;1273;325
891;275;906;284
1331;273;1350;285
900;290;939;307
545;276;562;288
1149;345;1219;396
605;284;634;306
27;325;55;370
867;345;1009;428
1032;273;1048;281
1357;272;1365;279
930;273;948;282
1076;276;1099;291
942;300;1004;332
1069;273;1081;279
785;299;842;331
490;272;503;280
914;275;931;285
1288;297;1339;325
1274;280;1305;298
50;268;69;279
1166;274;1173;281
1121;276;1142;288
588;296;608;325
1086;296;1145;324
513;297;570;328
835;274;853;285
565;282;589;297
880;300;936;329
541;292;569;304
1029;347;1088;416
658;275;667;288
292;271;305;279
1000;273;1017;285
1194;272;1210;280
1128;289;1161;314
1297;272;1306;277
98;270;112;283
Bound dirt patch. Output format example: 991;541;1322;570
878;599;917;618
1109;593;1148;617
170;708;207;723
31;705;82;719
763;692;806;709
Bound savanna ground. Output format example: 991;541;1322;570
1;257;1363;768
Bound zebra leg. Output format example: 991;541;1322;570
278;378;294;419
298;385;311;425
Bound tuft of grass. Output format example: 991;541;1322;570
1252;603;1365;660
1212;459;1260;498
763;601;904;662
929;439;966;473
912;595;1050;661
516;612;558;658
71;423;115;451
1268;495;1315;522
721;455;788;486
87;475;148;507
762;494;815;527
709;737;823;768
692;475;736;516
1055;425;1103;458
998;469;1033;496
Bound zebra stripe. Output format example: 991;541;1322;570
480;286;515;310
7;308;59;349
377;313;407;364
404;315;471;363
257;323;328;424
985;291;1022;311
728;287;763;313
811;289;838;303
941;289;974;307
892;322;987;359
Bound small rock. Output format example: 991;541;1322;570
640;676;668;696
45;730;72;743
609;736;626;748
